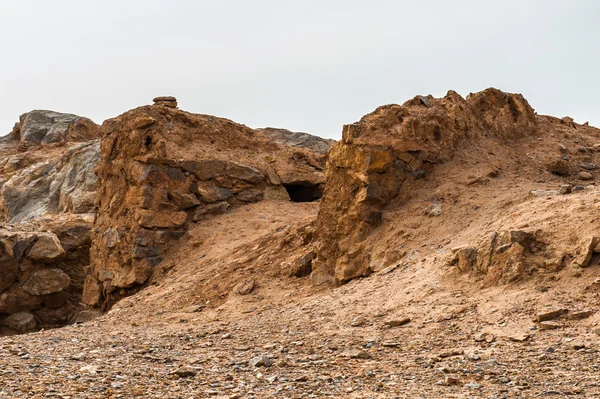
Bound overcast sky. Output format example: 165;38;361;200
0;1;598;139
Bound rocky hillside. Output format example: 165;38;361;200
313;88;600;285
83;99;329;309
2;89;600;397
0;110;101;334
0;98;332;333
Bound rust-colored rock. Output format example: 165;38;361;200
312;88;539;283
85;104;329;308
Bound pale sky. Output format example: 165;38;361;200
0;0;598;139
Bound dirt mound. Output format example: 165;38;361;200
312;88;600;284
84;100;331;308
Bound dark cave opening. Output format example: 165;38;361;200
284;183;323;203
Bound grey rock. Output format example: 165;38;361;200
237;189;264;203
426;203;442;217
257;127;335;154
103;228;121;248
19;110;98;145
249;355;273;368
0;141;100;222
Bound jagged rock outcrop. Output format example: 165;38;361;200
450;230;565;285
0;140;100;222
0;110;99;333
84;102;328;308
16;110;99;145
257;127;336;154
311;88;540;284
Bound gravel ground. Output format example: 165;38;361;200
2;267;600;399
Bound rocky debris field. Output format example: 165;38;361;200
1;260;600;399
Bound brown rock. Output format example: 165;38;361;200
137;210;188;228
283;251;314;278
153;96;177;103
384;317;411;327
192;202;230;221
539;321;562;330
133;116;155;130
548;159;571;176
233;279;255;295
169;191;200;209
197;183;233;203
86;103;328;308
578;171;593;180
2;311;37;333
574;236;596;267
559;184;572;194
180;160;227;180
226;162;264;184
314;89;540;283
508;333;531;342
26;233;65;262
21;269;71;296
536;308;568;322
568;310;595;320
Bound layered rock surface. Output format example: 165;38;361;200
311;88;600;284
83;104;329;308
14;110;99;146
256;127;336;154
0;140;100;222
0;111;100;333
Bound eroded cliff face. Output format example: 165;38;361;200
83;103;328;308
311;88;539;284
0;111;100;333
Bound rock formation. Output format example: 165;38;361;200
0;215;92;334
256;127;336;154
15;110;99;146
0;141;100;222
0;110;100;333
83;99;329;308
311;88;550;284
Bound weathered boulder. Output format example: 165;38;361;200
2;312;37;333
449;230;565;285
0;216;91;331
257;127;336;154
17;110;99;145
27;233;65;262
21;269;71;296
84;102;328;308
